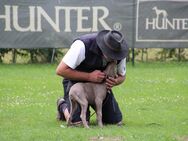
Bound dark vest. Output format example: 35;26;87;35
75;33;107;72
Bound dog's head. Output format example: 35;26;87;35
104;61;117;79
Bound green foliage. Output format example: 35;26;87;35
0;49;65;63
0;63;188;141
0;48;188;63
20;49;63;63
0;49;11;62
157;48;187;61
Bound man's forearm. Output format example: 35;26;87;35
56;62;105;83
57;67;90;81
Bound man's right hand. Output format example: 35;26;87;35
88;70;105;83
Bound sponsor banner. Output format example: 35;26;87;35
0;0;187;48
0;0;133;48
135;0;188;48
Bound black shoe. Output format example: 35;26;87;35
117;121;123;126
56;98;66;121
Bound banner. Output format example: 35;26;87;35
0;0;187;48
135;0;188;48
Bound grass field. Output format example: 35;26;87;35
0;62;188;141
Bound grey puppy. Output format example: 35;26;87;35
67;61;117;128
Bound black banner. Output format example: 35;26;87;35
0;0;187;48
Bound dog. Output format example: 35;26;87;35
67;61;117;128
152;6;168;19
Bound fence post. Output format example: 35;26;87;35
178;48;181;61
12;49;16;63
132;48;135;66
131;0;136;66
51;48;56;63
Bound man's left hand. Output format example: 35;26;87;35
105;75;118;90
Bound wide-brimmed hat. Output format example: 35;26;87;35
96;30;128;60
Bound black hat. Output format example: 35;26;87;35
96;30;128;60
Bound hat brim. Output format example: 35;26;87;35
96;30;128;60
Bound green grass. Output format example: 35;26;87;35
0;62;188;141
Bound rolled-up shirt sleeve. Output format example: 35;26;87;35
117;58;126;76
62;40;85;69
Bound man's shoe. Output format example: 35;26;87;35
117;120;123;126
56;98;66;121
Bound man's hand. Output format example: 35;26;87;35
105;75;118;90
88;70;105;83
105;74;125;90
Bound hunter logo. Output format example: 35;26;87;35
152;7;168;19
0;1;125;48
0;5;112;32
146;6;188;30
136;0;188;42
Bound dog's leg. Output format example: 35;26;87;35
95;99;103;128
73;95;89;128
80;101;89;128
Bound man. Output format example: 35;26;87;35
56;30;128;125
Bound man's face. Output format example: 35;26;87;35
103;53;115;62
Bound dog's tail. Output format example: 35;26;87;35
67;96;72;126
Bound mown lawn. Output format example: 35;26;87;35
0;62;188;141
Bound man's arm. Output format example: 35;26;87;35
56;40;105;83
56;60;105;83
